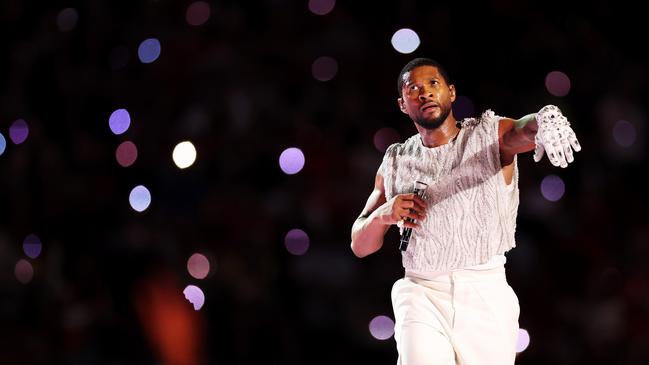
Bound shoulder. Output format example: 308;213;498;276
383;134;419;158
458;110;503;129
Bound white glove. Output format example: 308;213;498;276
533;105;581;168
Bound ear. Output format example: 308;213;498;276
397;98;408;114
449;84;456;102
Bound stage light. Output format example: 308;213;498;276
391;28;420;54
172;141;197;169
308;0;336;15
540;175;565;202
15;259;34;284
373;127;400;153
109;109;131;135
312;56;338;82
612;120;636;148
56;8;78;32
187;253;210;279
186;1;211;26
183;285;205;310
138;38;161;64
279;147;305;175
285;229;310;256
545;71;571;97
516;328;530;353
369;315;395;340
23;234;42;259
116;141;138;167
9;119;29;145
129;185;152;212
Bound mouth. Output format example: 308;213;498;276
420;102;439;112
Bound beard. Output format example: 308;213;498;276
413;106;451;130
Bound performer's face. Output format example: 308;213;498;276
398;65;456;130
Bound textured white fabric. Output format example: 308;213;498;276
391;265;520;365
378;110;520;273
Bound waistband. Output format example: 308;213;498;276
405;264;506;283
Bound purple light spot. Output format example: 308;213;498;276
391;28;420;54
516;328;530;352
0;133;6;155
612;120;636;148
369;315;395;340
116;141;138;167
187;253;210;279
129;185;152;212
279;147;305;175
373;127;400;153
186;1;211;26
545;71;571;97
56;8;78;32
308;0;336;15
312;56;338;82
9;119;29;145
23;234;42;259
138;38;161;64
285;229;310;256
452;95;475;120
183;285;205;310
15;259;34;284
540;175;565;202
109;109;131;135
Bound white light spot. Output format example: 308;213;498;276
391;28;420;54
129;185;152;212
516;328;530;353
545;71;571;97
183;285;205;310
540;175;565;202
172;141;197;169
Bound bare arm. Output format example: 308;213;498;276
499;113;538;165
351;173;427;258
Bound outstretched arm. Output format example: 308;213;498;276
499;105;581;167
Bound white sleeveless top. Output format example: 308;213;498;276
378;110;520;274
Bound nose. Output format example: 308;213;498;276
418;91;433;102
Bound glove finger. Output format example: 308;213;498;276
563;139;574;163
568;133;582;152
533;141;545;162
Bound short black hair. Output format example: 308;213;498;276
397;58;451;96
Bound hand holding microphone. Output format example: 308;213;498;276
397;181;428;251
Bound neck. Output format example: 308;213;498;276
416;118;460;148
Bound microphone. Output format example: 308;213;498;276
399;180;428;251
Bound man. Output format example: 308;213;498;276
350;58;581;364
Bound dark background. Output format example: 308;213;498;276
1;0;648;364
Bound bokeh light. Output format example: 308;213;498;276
540;175;565;202
15;259;34;284
109;109;131;135
129;185;152;212
23;234;42;259
172;141;197;169
369;315;395;340
516;328;530;353
284;229;310;256
545;71;571;97
138;38;161;64
391;28;420;54
0;132;6;155
612;120;636;148
312;56;338;82
452;95;476;120
279;147;305;175
116;141;138;167
187;253;210;279
9;119;29;145
56;8;78;32
186;1;211;26
308;0;336;16
373;127;400;153
183;285;205;310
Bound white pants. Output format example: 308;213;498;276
391;266;520;365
